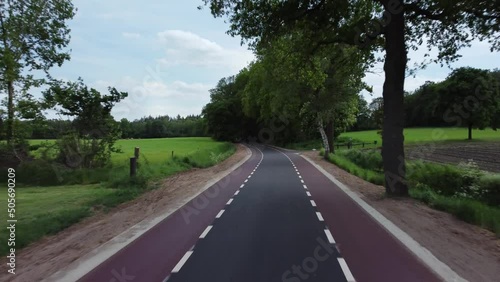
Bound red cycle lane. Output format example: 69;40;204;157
287;151;442;282
78;146;260;282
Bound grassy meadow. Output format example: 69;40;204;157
0;137;235;255
287;127;500;150
341;127;500;144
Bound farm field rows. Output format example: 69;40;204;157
406;142;500;173
340;128;500;173
290;128;500;171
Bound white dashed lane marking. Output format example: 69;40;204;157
268;145;357;282
199;226;213;239
171;251;193;273
216;210;225;218
338;258;356;282
324;229;335;244
234;190;239;196
240;184;245;188
226;199;233;205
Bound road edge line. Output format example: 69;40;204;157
46;144;253;282
300;154;467;282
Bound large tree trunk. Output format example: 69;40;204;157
381;1;408;196
0;11;14;144
318;119;330;160
326;120;335;154
468;123;472;140
6;80;14;144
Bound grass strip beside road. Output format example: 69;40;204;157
0;139;236;255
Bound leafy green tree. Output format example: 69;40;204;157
240;33;369;156
203;72;255;141
119;118;132;139
404;82;444;127
201;0;500;196
0;0;75;144
43;79;128;168
369;97;384;134
440;67;499;140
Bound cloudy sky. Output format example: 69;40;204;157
49;0;500;120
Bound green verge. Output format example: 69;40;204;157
320;149;500;236
0;140;236;255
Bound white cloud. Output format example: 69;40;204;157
94;77;211;120
156;30;255;72
122;32;141;39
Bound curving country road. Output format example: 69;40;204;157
77;145;441;282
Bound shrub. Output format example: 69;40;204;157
17;159;61;186
407;161;465;196
55;132;122;169
455;160;485;199
328;153;384;185
29;144;42;151
478;174;500;206
409;183;437;205
339;149;383;172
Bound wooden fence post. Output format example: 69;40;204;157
134;147;140;159
130;157;137;177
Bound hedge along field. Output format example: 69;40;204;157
0;137;236;255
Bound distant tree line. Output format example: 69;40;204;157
403;68;500;139
118;115;207;139
10;114;207;140
348;67;500;140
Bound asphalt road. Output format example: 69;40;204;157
79;145;441;282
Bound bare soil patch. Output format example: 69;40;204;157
0;144;249;282
303;151;500;282
407;141;500;173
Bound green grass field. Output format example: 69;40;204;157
340;127;500;144
1;137;235;255
287;127;500;150
0;185;116;254
30;137;227;164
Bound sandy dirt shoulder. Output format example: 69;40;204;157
0;144;249;282
302;151;500;282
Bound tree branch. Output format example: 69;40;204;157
405;2;446;21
